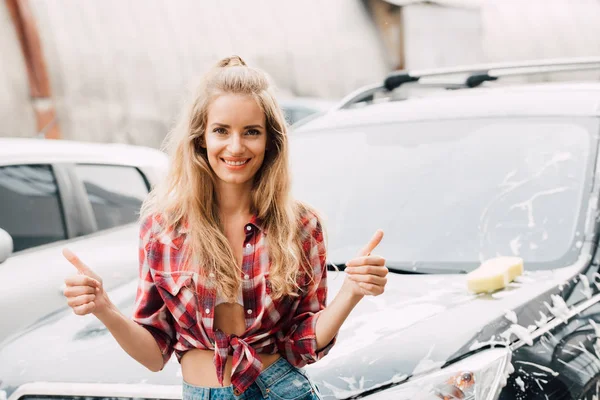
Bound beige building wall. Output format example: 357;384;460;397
1;0;389;148
368;0;485;71
0;1;36;138
481;0;600;83
402;3;484;69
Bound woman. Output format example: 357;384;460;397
62;56;388;400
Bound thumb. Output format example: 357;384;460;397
62;248;93;276
357;229;384;257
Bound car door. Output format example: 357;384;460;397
0;162;148;342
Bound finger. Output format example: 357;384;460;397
62;248;91;275
347;274;387;287
357;230;384;257
63;285;96;297
345;265;389;277
358;282;385;296
346;255;386;268
67;294;96;308
64;275;101;288
73;301;95;316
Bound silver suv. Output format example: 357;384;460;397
288;57;600;399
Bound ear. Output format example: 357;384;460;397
197;136;206;149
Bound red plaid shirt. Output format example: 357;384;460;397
132;210;336;395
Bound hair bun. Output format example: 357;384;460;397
217;55;247;68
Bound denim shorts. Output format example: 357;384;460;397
182;357;322;400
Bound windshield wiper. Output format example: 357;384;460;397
327;263;467;275
387;264;468;275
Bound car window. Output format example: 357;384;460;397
75;165;149;231
291;108;316;124
282;106;318;125
0;164;67;252
291;117;597;272
281;107;298;125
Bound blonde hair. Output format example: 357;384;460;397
140;55;314;300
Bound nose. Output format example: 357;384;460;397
227;132;245;155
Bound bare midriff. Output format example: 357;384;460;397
181;302;280;387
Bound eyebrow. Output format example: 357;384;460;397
211;123;264;129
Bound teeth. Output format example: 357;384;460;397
224;159;248;166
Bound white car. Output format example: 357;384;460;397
0;138;168;342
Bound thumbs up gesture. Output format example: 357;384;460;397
62;248;108;316
343;230;388;298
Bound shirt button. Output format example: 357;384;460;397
205;308;210;314
247;309;253;315
246;243;251;249
246;225;252;231
244;274;250;280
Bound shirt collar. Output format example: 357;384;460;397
248;214;267;234
177;214;266;235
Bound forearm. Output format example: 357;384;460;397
314;285;362;350
94;299;165;372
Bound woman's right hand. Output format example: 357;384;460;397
62;248;109;316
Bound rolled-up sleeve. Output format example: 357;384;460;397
131;215;175;368
279;215;337;367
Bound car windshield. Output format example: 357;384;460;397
290;117;598;272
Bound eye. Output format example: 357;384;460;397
246;129;261;136
213;127;227;135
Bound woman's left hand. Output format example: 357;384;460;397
343;230;388;298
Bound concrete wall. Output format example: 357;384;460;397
481;0;600;82
1;0;389;147
0;1;36;138
402;3;484;69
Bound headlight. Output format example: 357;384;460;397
367;348;513;400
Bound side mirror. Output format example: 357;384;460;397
0;228;13;264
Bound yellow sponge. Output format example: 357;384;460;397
467;256;524;294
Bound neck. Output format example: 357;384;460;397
215;180;253;220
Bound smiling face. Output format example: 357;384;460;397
202;93;268;189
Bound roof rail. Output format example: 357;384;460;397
336;57;600;109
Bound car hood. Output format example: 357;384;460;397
0;224;140;343
0;265;580;399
